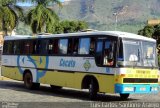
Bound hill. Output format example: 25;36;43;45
16;0;160;34
52;0;160;33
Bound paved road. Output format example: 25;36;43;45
0;80;159;102
0;80;160;108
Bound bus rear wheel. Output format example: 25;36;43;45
120;93;130;100
89;79;98;100
24;72;40;90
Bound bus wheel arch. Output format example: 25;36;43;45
23;70;40;90
82;75;99;100
82;75;99;90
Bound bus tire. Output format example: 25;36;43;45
120;93;129;100
24;72;40;90
89;79;98;100
50;85;62;90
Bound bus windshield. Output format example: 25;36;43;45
118;39;158;68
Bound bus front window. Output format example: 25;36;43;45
142;42;157;67
123;40;141;63
118;39;158;68
118;40;141;67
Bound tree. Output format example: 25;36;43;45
0;0;23;36
48;20;88;34
138;25;155;38
25;0;61;35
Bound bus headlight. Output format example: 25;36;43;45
124;87;134;92
151;87;158;91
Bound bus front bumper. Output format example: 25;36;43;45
115;84;159;94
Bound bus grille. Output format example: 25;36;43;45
123;78;158;83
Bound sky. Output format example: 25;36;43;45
17;0;65;6
17;2;32;6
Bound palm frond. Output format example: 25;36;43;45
26;9;35;24
26;3;60;34
4;6;17;30
13;5;24;21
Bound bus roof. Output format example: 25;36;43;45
4;31;156;42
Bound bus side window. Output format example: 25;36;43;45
53;39;59;54
90;38;96;55
59;39;68;54
29;41;34;54
24;41;30;54
19;41;24;54
67;38;73;54
13;41;21;54
73;38;79;55
39;39;49;54
48;39;54;54
78;38;90;55
3;41;8;54
36;40;41;54
32;40;37;54
3;41;13;54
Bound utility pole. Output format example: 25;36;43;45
113;6;128;31
113;13;118;31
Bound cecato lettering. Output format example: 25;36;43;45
59;59;76;67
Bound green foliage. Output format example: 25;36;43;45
47;20;88;34
53;23;64;34
16;22;32;35
138;24;160;41
153;25;160;50
138;25;155;38
0;0;23;36
0;0;16;6
24;0;61;34
158;54;160;66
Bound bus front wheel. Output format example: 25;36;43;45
120;93;130;100
89;79;98;100
24;72;40;90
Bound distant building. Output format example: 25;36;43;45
147;19;160;26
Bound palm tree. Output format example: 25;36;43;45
0;0;23;36
25;0;62;35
